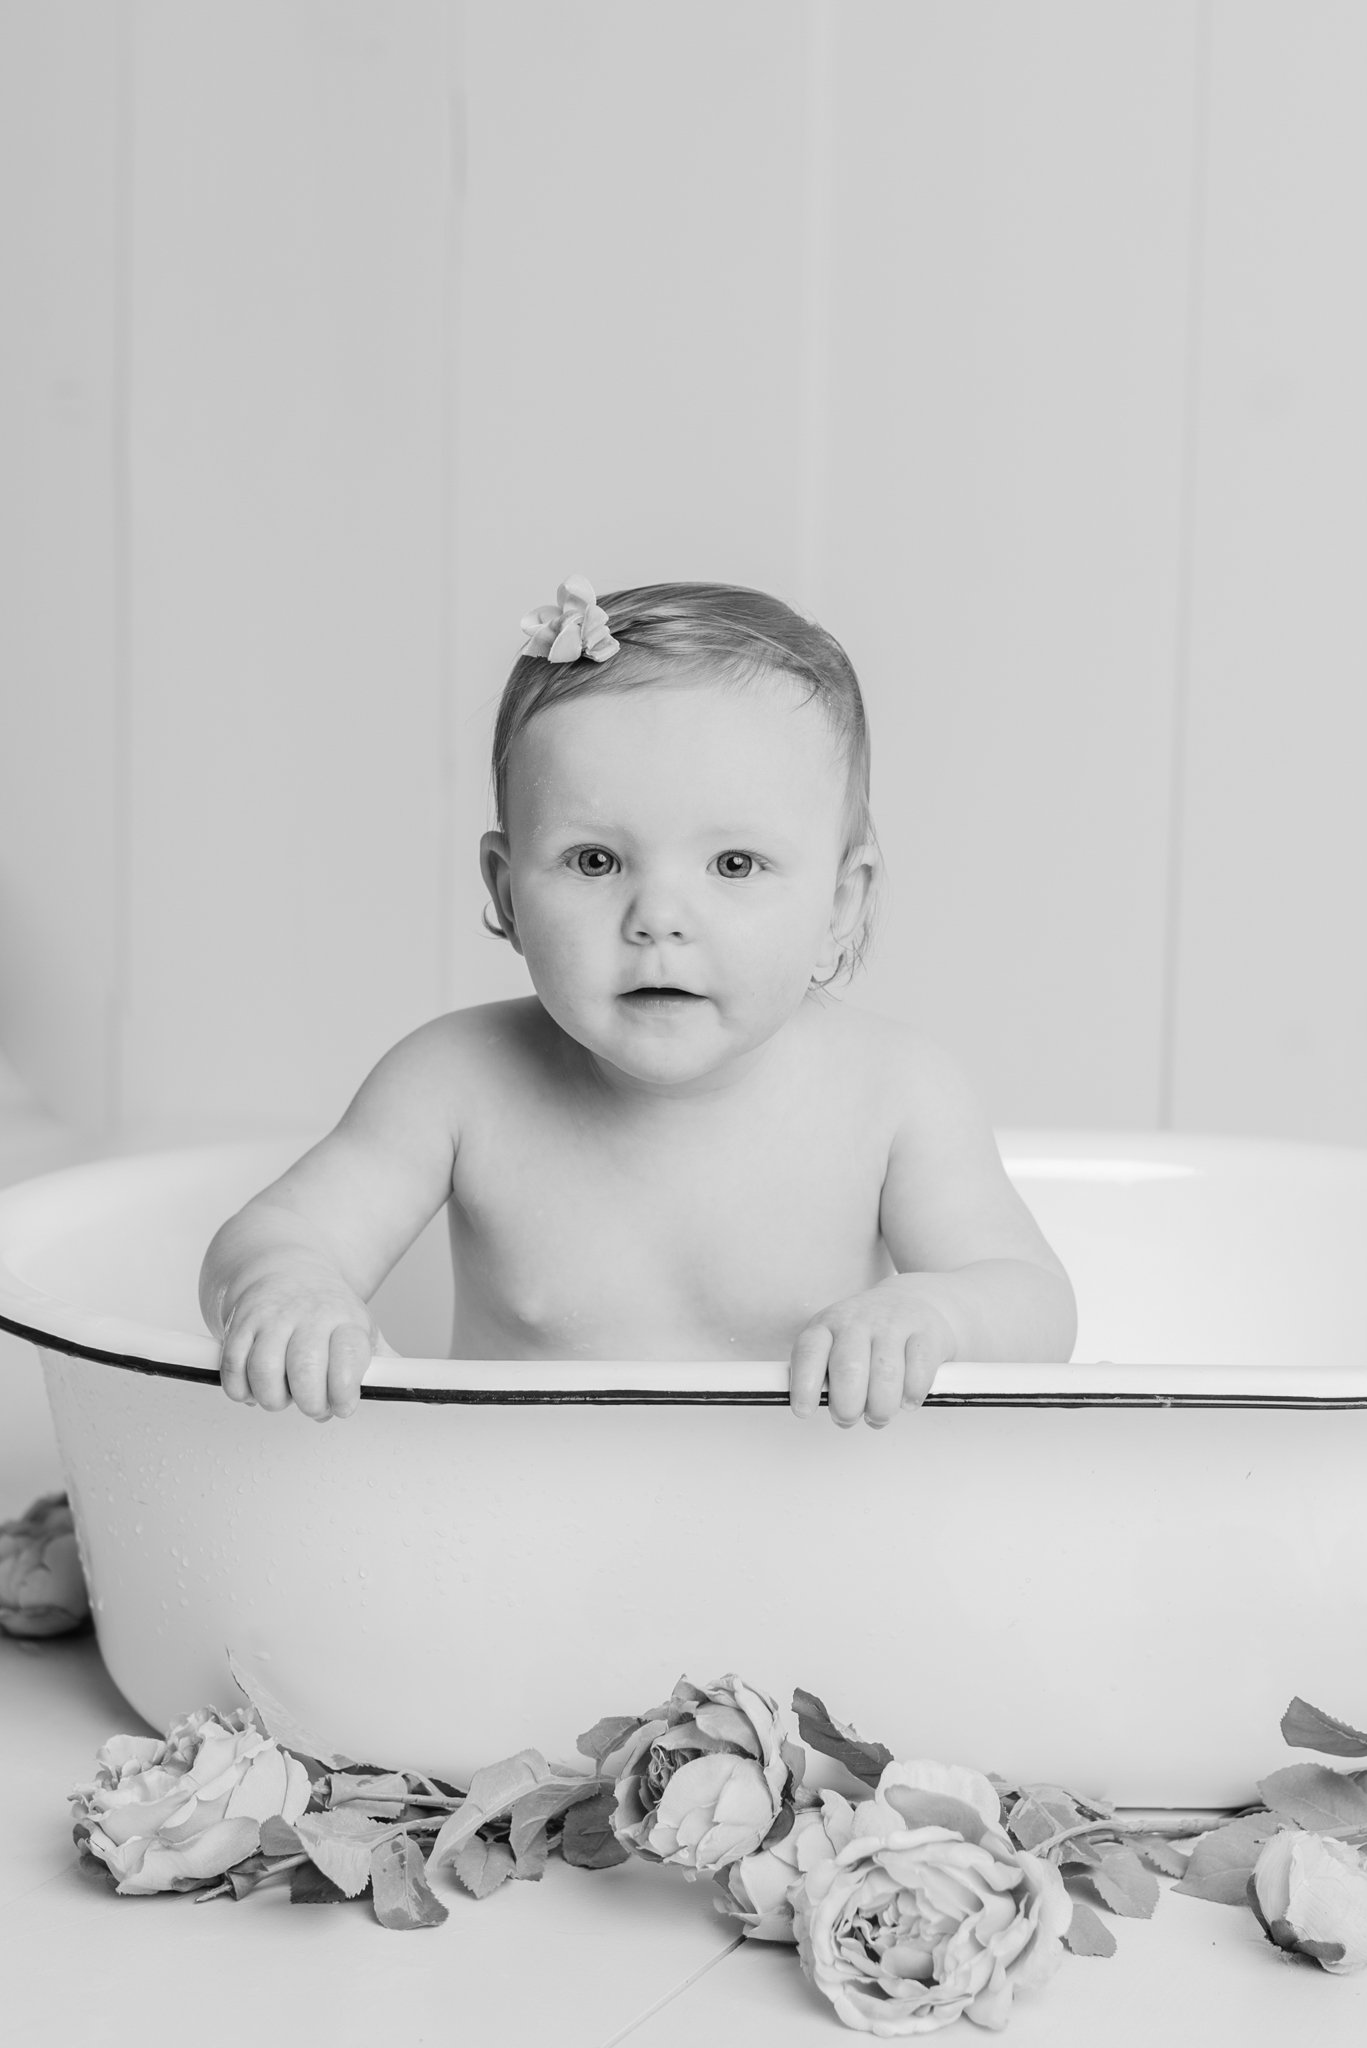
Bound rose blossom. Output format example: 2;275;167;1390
792;1759;1072;2035
604;1674;802;1876
0;1492;89;1638
716;1789;859;1941
70;1706;310;1895
1250;1829;1367;1974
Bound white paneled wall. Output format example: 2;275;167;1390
818;2;1198;1125
1173;0;1367;1140
2;0;1365;1148
0;0;122;1133
123;1;454;1134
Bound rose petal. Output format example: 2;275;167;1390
1277;1834;1367;1973
115;1817;261;1896
875;1759;1004;1835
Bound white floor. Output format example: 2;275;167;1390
3;1127;1365;2044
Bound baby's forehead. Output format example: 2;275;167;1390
508;670;848;830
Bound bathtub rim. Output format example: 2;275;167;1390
3;1133;1367;1409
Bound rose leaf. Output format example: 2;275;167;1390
1280;1698;1367;1758
562;1786;631;1869
792;1688;893;1788
258;1815;303;1859
1171;1814;1280;1903
1130;1834;1190;1877
577;1715;646;1767
446;1835;517;1899
427;1750;553;1869
289;1859;361;1905
1086;1843;1160;1919
508;1824;550;1882
295;1810;394;1898
508;1779;602;1869
370;1832;449;1929
1258;1763;1367;1832
1062;1898;1117;1958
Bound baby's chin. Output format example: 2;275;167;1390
578;1000;800;1099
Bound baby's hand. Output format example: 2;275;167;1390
789;1286;957;1428
218;1273;394;1422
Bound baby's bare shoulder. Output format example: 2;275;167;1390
339;998;540;1139
812;1001;978;1125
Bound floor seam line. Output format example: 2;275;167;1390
598;1932;747;2047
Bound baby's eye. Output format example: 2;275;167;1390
573;848;616;876
716;851;756;879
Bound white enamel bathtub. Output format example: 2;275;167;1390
1;1132;1365;1809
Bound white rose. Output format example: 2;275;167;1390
605;1673;801;1876
792;1759;1072;2034
1251;1829;1367;1974
0;1493;89;1637
715;1790;858;1941
70;1706;311;1895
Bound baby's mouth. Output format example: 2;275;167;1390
619;987;706;1005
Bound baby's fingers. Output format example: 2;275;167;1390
901;1324;947;1410
219;1321;256;1405
245;1326;294;1413
864;1329;906;1428
789;1324;832;1419
825;1328;871;1428
283;1327;334;1420
327;1324;373;1419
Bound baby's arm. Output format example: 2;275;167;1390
790;1036;1077;1427
198;1019;462;1420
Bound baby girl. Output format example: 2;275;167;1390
200;578;1075;1427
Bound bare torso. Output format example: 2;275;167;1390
445;994;900;1360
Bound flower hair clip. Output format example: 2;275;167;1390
519;575;620;665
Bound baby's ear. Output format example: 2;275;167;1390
830;842;880;938
478;830;523;953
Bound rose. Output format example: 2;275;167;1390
70;1706;311;1894
1250;1829;1367;1974
0;1492;89;1638
792;1759;1072;2035
716;1790;859;1941
604;1673;802;1875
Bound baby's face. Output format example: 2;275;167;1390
483;671;861;1096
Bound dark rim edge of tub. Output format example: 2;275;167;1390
7;1309;1367;1409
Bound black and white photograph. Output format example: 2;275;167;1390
2;4;1365;2042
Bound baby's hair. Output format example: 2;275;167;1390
483;581;882;989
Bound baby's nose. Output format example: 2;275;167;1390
625;874;692;942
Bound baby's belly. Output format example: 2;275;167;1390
445;1215;895;1363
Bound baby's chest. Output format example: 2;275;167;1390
448;1091;894;1350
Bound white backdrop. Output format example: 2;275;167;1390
1;0;1364;1149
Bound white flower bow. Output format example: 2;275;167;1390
519;575;620;664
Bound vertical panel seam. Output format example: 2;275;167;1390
1158;0;1213;1132
109;0;135;1141
798;0;833;617
436;0;465;1015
